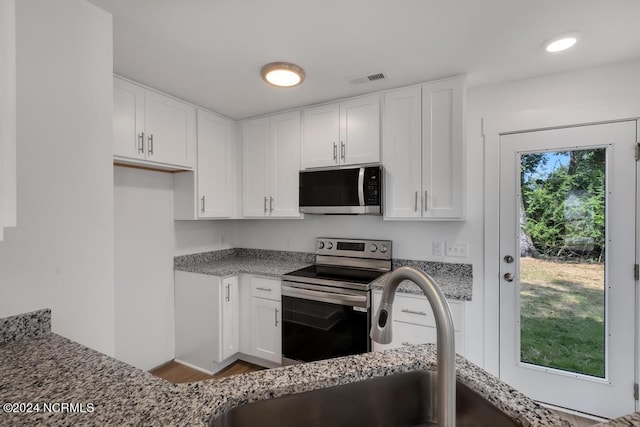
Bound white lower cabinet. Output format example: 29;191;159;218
174;271;239;373
372;290;465;355
249;276;282;363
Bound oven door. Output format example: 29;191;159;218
281;282;371;364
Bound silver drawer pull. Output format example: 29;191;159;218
256;287;272;292
401;308;427;316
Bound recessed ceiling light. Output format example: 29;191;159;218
543;32;579;53
261;62;305;87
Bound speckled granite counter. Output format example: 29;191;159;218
175;249;474;301
174;248;313;279
2;310;570;427
372;259;473;301
594;412;640;426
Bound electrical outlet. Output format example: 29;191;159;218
432;241;444;256
446;242;468;258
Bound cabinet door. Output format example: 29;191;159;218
144;89;196;167
422;77;465;219
242;118;269;217
197;109;234;218
269;111;301;218
251;297;282;363
339;95;380;166
382;87;422;218
174;271;221;372
301;103;339;169
113;77;145;159
221;276;239;360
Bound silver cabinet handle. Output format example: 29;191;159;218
269;196;274;212
275;308;279;327
340;141;345;160
401;308;427;316
424;190;428;212
333;142;337;161
414;191;418;212
201;196;205;213
225;283;230;302
264;196;268;213
138;132;145;154
256;287;272;292
147;134;154;155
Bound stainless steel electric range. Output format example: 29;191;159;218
281;237;392;365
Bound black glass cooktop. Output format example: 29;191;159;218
284;265;385;285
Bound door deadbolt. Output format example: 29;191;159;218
504;255;514;264
503;273;514;282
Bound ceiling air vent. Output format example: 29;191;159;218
348;70;389;85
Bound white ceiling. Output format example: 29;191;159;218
88;0;640;120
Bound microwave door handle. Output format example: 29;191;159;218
358;167;365;206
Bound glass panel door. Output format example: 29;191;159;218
519;148;606;378
499;121;636;418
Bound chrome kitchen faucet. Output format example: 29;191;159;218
370;266;456;427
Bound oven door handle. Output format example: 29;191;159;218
282;285;368;308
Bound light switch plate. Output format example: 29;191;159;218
446;242;468;258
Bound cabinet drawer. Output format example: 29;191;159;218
392;294;463;331
251;277;281;301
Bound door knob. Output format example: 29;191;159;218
503;273;514;282
504;255;514;263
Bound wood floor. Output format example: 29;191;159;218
150;360;264;383
152;362;602;426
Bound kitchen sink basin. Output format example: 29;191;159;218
209;370;519;427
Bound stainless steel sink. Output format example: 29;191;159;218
208;370;520;427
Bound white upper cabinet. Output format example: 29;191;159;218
242;117;270;217
301;103;340;168
382;86;422;219
382;76;465;220
422;77;465;219
302;95;379;169
114;78;145;160
242;111;301;218
196;109;236;218
339;95;381;166
113;77;196;170
174;109;238;220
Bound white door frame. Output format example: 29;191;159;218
482;108;639;413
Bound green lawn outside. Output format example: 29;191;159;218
519;257;605;378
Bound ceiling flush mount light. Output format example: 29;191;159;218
261;62;305;87
543;32;579;53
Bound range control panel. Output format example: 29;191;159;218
315;238;392;260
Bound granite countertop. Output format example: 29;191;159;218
174;248;312;279
174;248;474;301
2;310;571;427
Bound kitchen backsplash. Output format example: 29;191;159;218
0;308;51;346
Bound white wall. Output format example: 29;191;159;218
114;166;234;369
231;211;486;367
0;0;114;355
469;58;640;374
114;167;175;369
115;59;640;372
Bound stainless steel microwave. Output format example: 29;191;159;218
298;165;382;214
